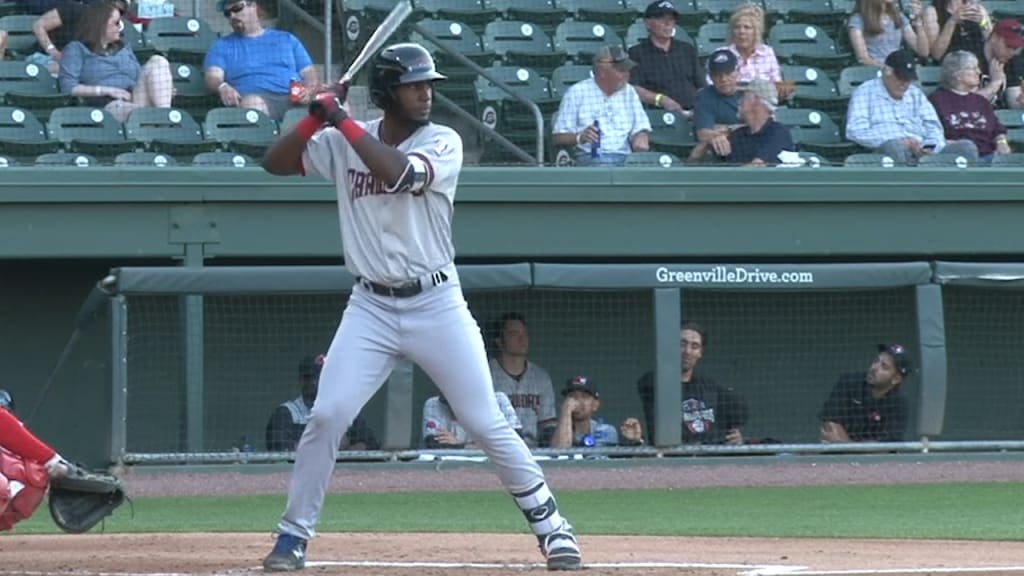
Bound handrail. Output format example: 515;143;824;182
434;92;537;166
411;22;545;166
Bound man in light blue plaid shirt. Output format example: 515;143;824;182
846;50;977;165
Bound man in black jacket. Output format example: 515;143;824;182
637;322;748;445
628;0;706;114
819;344;910;443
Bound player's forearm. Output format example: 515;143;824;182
819;421;851;443
348;134;413;189
262;129;308;175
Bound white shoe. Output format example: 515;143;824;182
541;526;581;571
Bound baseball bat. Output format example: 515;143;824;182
338;0;413;85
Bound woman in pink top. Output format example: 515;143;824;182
726;3;781;83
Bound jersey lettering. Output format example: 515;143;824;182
507;393;541;412
348;168;397;200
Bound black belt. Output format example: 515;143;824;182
358;270;449;298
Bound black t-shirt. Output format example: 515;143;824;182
725;119;794;164
628;38;706;110
1007;52;1024;89
818;372;907;442
31;0;88;53
638;371;749;444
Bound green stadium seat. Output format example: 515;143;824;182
695;22;729;57
0;154;16;167
788;150;829;166
990;153;1024;167
409;19;490;110
837;65;881;97
414;0;497;30
192;151;255;167
780;64;845;118
482;0;567;36
916;65;942;95
482;20;561;73
279;107;307;134
550;63;592;100
624;150;682;167
843;152;895;167
124;107;217;156
625;19;693;48
768;23;852;72
0;60;72;117
114;151;178;166
995;109;1024;130
917;152;974;168
474;65;556;161
558;0;635;31
830;0;855;14
695;0;757;21
203;106;279;157
342;0;407;63
0;15;39;58
0;2;20;17
646;109;697;157
774;106;859;161
553;21;625;63
170;63;219;121
47;106;136;159
1004;128;1024;148
763;0;835;27
0;106;58;160
121;20;158;62
985;1;1024;20
35;152;96;166
143;17;217;65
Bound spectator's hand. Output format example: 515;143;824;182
433;429;460;445
907;0;923;19
989;59;1006;91
578;123;600;145
996;139;1012;154
725;427;743;445
105;87;132;101
619;418;644;444
776;81;797;103
747;158;766;166
631;131;650;152
659;95;683;113
711;133;732;157
904;137;924;155
960;2;983;23
218;82;241;106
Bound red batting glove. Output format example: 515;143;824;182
308;82;350;125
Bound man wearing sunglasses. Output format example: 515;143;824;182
203;0;319;121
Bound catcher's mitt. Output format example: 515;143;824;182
48;465;127;534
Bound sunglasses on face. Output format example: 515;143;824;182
223;2;248;17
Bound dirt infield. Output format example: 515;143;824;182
2;457;1023;575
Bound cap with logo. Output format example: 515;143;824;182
993;18;1024;49
884;49;918;81
644;0;679;19
877;344;912;376
707;48;739;76
562;375;600;399
593;44;636;71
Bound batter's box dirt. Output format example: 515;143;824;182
0;533;1023;576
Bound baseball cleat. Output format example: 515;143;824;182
541;529;582;571
263;533;307;572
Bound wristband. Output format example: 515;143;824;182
980;18;990;29
655;93;664;107
575;132;582;146
338;117;366;143
295;114;321;141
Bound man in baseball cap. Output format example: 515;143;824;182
628;0;705;112
818;344;912;443
981;19;1024;104
547;376;619;448
690;49;744;161
723;78;793;165
884;49;918;82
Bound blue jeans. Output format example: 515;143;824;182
574;152;628;166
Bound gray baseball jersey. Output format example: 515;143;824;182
302;118;461;284
423;391;521;445
489;357;557;444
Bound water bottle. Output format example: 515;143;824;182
590;120;601;159
242;433;254;454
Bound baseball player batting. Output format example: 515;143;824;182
260;43;583;572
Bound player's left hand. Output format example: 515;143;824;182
309;83;350;124
725;428;744;445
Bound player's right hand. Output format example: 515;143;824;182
309;82;350;124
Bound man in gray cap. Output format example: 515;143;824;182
552;44;652;165
721;78;794;165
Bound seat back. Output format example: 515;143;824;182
916;65;942;95
550;64;592;100
114;151;178;166
169;63;208;97
475;66;552;103
35;152;97;166
646;109;697;150
695;0;756;20
144;17;217;56
763;0;835;25
553;21;625;61
917;153;974;168
192;151;255;167
483;20;556;58
0;61;58;97
624;150;681;167
482;0;567;32
780;64;838;101
995;109;1024;130
843;152;895;167
0;15;39;56
695;22;729;56
47;107;125;144
773;107;839;144
559;0;634;26
990;152;1024;167
125;108;204;144
279;107;308;134
409;19;487;58
837;65;881;97
0;107;47;142
203;107;279;144
768;23;844;60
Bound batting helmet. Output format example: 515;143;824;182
0;389;14;413
369;43;446;111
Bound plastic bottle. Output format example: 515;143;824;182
590;120;601;159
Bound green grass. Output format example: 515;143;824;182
12;483;1024;540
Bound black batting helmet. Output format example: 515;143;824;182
0;389;14;413
369;43;446;110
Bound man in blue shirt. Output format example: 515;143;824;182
725;78;794;165
203;0;320;120
690;49;744;161
546;376;619;448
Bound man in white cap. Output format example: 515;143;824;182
721;78;793;165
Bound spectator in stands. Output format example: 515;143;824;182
1004;44;1024;109
930;50;1010;163
17;0;65;15
720;78;794;166
848;0;930;67
819;344;910;443
970;18;1024;104
628;0;705;114
690;48;744;162
546;376;619;449
846;49;978;164
0;30;7;61
923;0;990;66
488;312;557;448
553;44;651;165
265;354;380;451
723;3;781;85
58;0;171;122
31;0;123;76
636;322;749;445
422;391;522;449
203;0;319;121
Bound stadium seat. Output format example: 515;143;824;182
482;0;567;36
646;109;697;157
203;107;279;157
114;151;178;166
120;20;157;62
124;107;216;156
482;20;561;73
773;106;859;161
0;15;38;58
558;0;636;32
625;19;694;48
0;1;19;17
786;150;829;166
695;0;755;21
0;106;58;160
995;109;1024;130
624;150;682;167
1004;128;1024;148
474;65;556;161
763;0;834;26
279;107;307;134
0;154;16;167
695;22;729;57
843;152;895;167
342;0;408;62
830;0;855;14
170;63;219;121
916;65;942;95
35;152;97;167
192;151;255;167
143;17;217;65
550;63;592;100
990;153;1024;167
0;61;71;117
780;64;843;111
768;23;851;72
409;19;490;110
553;21;625;63
837;65;881;98
917;153;974;168
414;0;497;31
47;106;136;159
985;0;1024;20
